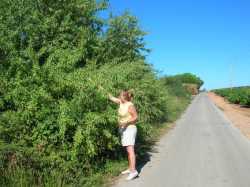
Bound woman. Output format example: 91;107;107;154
109;90;139;180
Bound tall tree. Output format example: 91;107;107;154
98;12;150;64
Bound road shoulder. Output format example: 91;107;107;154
207;92;250;140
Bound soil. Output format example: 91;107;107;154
208;92;250;139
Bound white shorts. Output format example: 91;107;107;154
121;125;137;146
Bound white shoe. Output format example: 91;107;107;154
126;170;138;180
121;169;130;175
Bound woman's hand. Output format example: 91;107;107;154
98;85;104;90
119;121;128;128
108;93;113;98
108;93;121;104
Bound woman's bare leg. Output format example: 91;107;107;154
126;145;136;171
126;147;131;170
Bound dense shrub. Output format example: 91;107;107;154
160;73;202;96
0;0;197;186
167;73;204;89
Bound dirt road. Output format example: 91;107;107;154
113;93;250;187
208;92;250;139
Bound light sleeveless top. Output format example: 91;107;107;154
118;101;134;124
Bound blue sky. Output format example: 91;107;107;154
105;0;250;89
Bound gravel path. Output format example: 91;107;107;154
113;93;250;187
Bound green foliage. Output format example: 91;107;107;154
160;73;204;96
0;0;199;186
164;73;204;89
213;87;250;107
100;12;150;64
160;75;191;98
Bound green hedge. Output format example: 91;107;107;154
0;0;195;186
213;87;250;107
162;73;204;89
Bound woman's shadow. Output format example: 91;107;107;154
135;141;160;175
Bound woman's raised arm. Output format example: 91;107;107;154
108;93;121;104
